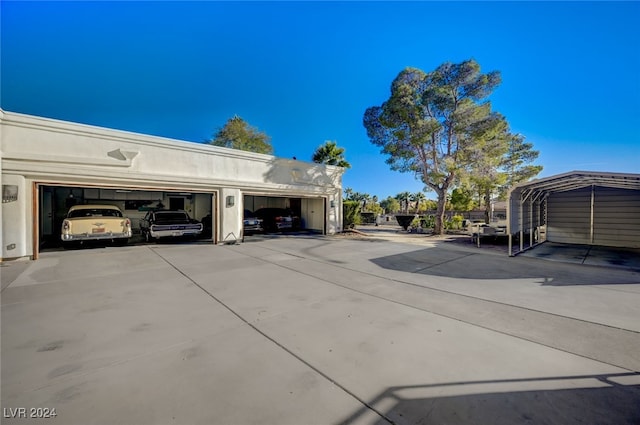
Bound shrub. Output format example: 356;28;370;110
360;212;376;224
343;201;361;229
420;215;435;229
448;214;464;230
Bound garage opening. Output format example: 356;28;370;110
243;195;326;235
37;184;216;252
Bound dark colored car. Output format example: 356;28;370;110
200;213;213;239
243;210;264;235
253;208;293;232
140;210;203;242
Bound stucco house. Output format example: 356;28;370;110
0;110;344;261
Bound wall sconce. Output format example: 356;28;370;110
2;185;18;203
226;195;235;207
330;200;335;208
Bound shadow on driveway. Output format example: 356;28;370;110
342;372;640;425
370;246;640;286
520;242;640;271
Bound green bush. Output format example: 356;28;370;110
360;212;376;224
343;201;361;229
448;214;464;230
420;215;435;228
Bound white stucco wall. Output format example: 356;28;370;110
221;188;242;244
1;174;30;259
1;110;344;260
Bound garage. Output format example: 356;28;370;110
1;110;344;261
507;171;640;256
244;195;326;234
38;185;215;250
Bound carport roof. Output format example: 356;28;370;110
509;170;640;201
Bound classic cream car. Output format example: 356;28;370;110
61;204;132;247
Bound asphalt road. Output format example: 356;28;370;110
2;234;639;424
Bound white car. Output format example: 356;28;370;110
61;204;132;247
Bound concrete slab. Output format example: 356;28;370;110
273;237;640;328
0;258;30;290
2;237;639;424
586;245;640;269
520;242;640;271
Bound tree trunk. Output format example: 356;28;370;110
483;189;491;224
434;192;447;235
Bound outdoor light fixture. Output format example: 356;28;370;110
2;185;18;203
226;195;235;207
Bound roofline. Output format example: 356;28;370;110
512;170;640;189
508;170;640;199
0;109;344;173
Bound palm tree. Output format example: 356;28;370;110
343;187;354;201
395;192;412;213
348;192;370;211
361;193;372;212
410;192;426;213
312;141;351;168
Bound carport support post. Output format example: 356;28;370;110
507;192;518;256
536;200;541;243
529;199;533;248
519;196;524;253
590;184;595;245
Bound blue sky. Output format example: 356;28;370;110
2;1;639;200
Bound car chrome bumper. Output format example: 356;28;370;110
150;230;202;238
62;231;131;241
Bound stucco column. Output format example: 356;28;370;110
1;174;29;259
219;188;242;244
327;189;342;234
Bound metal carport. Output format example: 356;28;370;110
507;171;640;256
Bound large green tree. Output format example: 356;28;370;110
380;196;401;214
312;140;351;168
449;187;475;212
209;116;273;154
466;132;542;222
363;59;504;234
500;134;543;199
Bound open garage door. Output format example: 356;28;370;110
37;184;216;254
244;195;326;234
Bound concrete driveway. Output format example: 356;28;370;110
2;235;639;424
